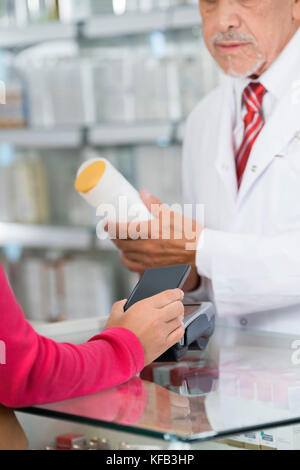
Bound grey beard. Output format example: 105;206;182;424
226;53;265;78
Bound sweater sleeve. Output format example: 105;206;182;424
0;265;145;408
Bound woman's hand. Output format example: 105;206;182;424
105;289;185;365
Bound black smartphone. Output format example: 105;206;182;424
124;264;191;311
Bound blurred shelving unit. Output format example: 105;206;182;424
169;5;202;29
0;4;197;151
0;1;199;310
84;5;201;39
84;9;167;39
0;21;77;49
0;5;201;49
88;122;174;147
0;128;83;149
0;122;185;148
0;222;116;251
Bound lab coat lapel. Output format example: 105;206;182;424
214;80;238;209
237;83;300;207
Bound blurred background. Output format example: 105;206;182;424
0;0;221;326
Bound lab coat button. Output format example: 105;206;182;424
240;318;248;326
251;165;258;173
295;131;300;140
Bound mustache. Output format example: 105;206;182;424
211;31;257;46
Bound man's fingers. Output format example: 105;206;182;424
106;220;150;239
140;189;163;214
140;192;177;233
111;237;154;253
148;289;184;309
127;219;162;240
120;248;153;264
105;221;131;239
113;239;133;250
106;219;158;240
120;252;146;273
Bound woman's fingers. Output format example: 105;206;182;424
166;325;185;348
165;317;185;335
161;301;185;322
149;289;184;309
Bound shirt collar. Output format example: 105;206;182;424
231;26;300;120
260;26;300;100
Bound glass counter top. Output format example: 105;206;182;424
19;326;300;443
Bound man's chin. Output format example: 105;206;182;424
223;56;265;79
226;68;257;79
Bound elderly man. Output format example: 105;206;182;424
109;0;300;334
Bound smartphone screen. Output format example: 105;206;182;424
124;264;191;311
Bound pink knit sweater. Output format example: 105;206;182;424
0;265;145;408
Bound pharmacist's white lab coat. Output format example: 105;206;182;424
182;43;300;334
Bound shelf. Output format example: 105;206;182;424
85;6;201;39
0;128;83;149
88;122;174;146
0;6;201;49
0;223;116;251
0;21;77;49
0;122;186;147
84;9;167;39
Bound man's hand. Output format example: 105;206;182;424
182;266;201;292
105;190;203;288
105;289;185;366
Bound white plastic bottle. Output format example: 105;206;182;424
74;158;153;237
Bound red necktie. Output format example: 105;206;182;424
236;82;267;188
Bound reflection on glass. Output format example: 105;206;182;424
23;327;300;444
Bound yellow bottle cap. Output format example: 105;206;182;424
74;160;107;194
